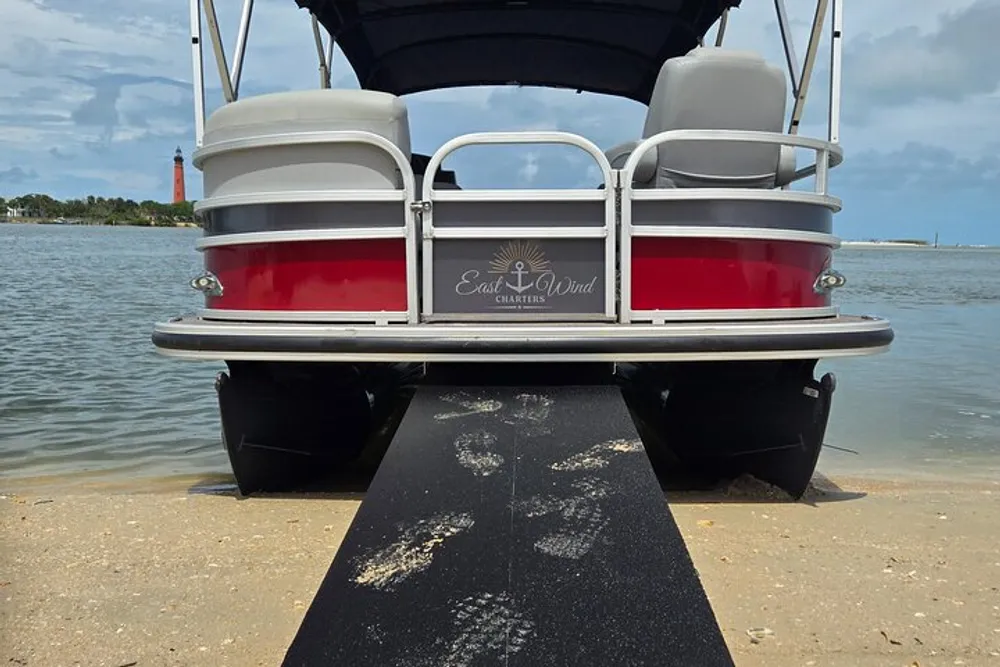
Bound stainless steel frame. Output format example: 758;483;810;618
627;307;839;324
202;0;235;104
189;0;256;145
310;14;335;89
231;0;254;96
189;0;206;148
773;0;801;97
193;129;420;324
418;131;617;321
186;0;843;147
788;0;830;137
618;129;843;324
714;9;730;47
186;125;844;330
198;309;409;325
828;0;843;144
195;227;408;249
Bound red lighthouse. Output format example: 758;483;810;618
172;147;186;204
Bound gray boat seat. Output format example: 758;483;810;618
606;140;658;184
411;153;462;193
200;89;413;199
608;47;796;189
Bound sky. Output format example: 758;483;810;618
2;0;999;245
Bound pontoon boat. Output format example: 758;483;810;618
153;0;893;500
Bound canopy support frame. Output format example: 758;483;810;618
189;0;258;146
785;0;829;136
773;0;801;97
714;9;730;47
202;0;236;104
311;14;336;88
186;0;843;154
231;0;255;97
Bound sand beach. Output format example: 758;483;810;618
2;473;999;667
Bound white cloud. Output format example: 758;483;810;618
1;1;181;77
844;0;1000;108
518;152;540;184
67;168;162;192
0;0;998;243
0;166;39;184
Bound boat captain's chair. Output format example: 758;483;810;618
606;47;797;189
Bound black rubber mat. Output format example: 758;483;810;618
282;384;735;666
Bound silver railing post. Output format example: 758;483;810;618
828;0;843;144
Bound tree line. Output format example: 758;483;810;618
1;193;196;226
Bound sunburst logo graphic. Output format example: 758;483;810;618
488;240;551;274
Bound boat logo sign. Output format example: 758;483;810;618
439;239;603;313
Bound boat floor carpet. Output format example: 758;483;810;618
281;384;735;666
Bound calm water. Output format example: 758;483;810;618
1;224;998;485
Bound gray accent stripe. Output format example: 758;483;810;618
201;197;831;237
432;201;606;228
631;199;832;234
202;201;404;236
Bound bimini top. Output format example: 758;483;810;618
294;0;741;104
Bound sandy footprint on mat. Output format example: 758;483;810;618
453;429;504;476
435;391;503;421
353;512;475;591
442;591;535;667
571;476;611;500
513;488;611;560
512;494;565;518
549;438;644;471
533;496;610;560
501;393;554;435
512;477;608;518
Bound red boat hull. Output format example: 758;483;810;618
200;237;831;317
204;239;408;313
629;237;831;312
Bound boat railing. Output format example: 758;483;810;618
617;129;844;324
417;131;618;322
189;124;847;326
191;129;421;325
620;129;844;198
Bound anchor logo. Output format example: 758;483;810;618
506;260;534;293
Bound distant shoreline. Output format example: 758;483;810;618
841;240;928;248
1;217;198;229
841;240;998;250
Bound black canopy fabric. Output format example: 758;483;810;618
294;1;741;104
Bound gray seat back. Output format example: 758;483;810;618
643;47;790;189
200;89;412;199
